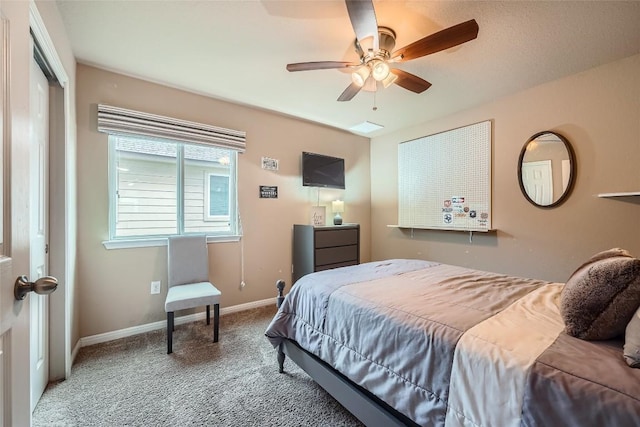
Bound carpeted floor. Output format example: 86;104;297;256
33;306;363;426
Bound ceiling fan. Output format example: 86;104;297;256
286;0;479;102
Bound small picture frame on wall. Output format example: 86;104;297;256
310;206;325;226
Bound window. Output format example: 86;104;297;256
109;135;238;240
98;103;245;246
205;174;230;219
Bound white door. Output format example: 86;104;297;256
521;160;553;205
0;14;15;427
0;259;12;427
29;47;50;412
1;6;36;426
0;14;6;426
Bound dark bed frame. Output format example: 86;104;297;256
274;281;419;427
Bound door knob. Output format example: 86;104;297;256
14;275;58;301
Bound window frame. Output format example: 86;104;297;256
105;135;239;249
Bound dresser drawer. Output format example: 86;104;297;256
315;260;358;272
314;228;359;248
315;244;358;266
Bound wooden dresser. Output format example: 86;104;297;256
292;224;360;283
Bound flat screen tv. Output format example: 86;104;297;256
302;152;345;189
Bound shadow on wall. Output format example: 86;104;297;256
397;228;499;247
599;196;640;205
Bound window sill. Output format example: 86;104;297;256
102;235;242;250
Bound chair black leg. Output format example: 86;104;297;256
206;305;211;325
213;303;219;343
167;311;174;354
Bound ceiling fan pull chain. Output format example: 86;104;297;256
373;90;377;111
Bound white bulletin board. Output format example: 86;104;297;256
397;120;492;231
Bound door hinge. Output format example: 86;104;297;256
45;243;49;254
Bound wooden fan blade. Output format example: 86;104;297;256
391;19;479;62
390;69;432;93
345;0;379;51
287;61;359;72
337;82;362;102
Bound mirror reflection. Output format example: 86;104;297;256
518;131;575;208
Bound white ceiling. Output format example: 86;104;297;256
55;1;640;137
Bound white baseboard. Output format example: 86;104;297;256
71;339;81;365
78;297;276;349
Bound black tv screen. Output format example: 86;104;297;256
302;152;345;189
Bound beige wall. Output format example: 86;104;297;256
371;54;640;283
76;64;370;337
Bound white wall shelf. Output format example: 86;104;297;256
387;225;496;243
597;191;640;198
387;225;496;233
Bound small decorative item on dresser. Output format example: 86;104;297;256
310;205;326;226
332;200;344;225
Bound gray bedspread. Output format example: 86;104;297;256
265;259;640;426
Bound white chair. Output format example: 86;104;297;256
165;234;221;354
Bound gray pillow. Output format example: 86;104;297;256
560;248;640;340
624;305;640;368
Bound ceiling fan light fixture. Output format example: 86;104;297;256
381;72;398;88
285;1;479;103
371;60;390;81
351;66;370;87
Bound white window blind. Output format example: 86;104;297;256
97;104;246;153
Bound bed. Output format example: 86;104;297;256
265;259;640;426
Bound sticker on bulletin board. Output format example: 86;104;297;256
259;186;278;198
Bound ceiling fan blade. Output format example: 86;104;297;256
337;82;362;102
391;19;479;62
390;69;432;94
345;0;379;51
286;61;359;72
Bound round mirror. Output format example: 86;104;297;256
518;131;576;208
